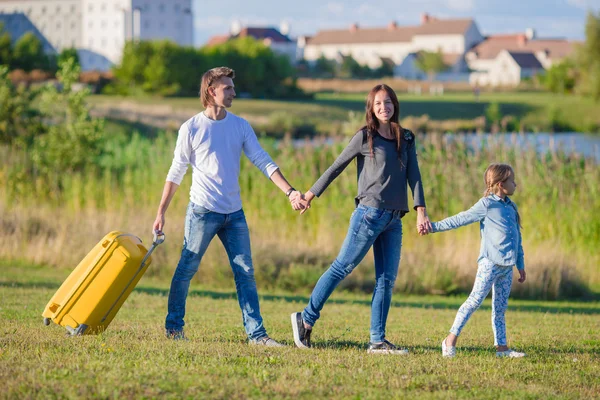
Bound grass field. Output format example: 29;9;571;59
1;263;599;399
87;91;600;134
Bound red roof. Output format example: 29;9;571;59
469;35;575;60
206;35;229;46
307;18;474;45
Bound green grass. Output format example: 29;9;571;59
88;91;600;133
1;264;599;399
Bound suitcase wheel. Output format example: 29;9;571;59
43;317;51;326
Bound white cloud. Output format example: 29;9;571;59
324;2;345;16
445;0;476;11
566;0;600;9
355;3;386;19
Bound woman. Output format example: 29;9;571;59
290;84;431;354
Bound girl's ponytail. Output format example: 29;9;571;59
483;163;522;227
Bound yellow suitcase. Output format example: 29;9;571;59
42;231;164;335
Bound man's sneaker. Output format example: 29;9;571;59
166;330;189;341
251;336;285;347
367;339;409;355
442;338;456;358
496;349;526;358
291;312;312;348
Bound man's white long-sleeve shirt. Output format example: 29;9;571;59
166;111;279;214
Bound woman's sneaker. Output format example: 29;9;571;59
442;338;456;358
496;349;526;358
367;340;409;355
290;312;312;348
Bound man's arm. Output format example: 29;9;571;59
269;169;305;211
153;181;180;234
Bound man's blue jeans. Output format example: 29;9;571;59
302;205;403;343
165;202;267;340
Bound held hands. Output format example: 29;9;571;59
416;207;433;236
288;190;311;213
288;190;312;214
517;269;527;283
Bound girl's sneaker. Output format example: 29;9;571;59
496;349;526;358
367;340;409;355
441;338;456;358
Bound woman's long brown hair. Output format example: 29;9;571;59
360;84;403;157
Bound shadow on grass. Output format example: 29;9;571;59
312;98;536;120
104;118;167;139
3;281;599;315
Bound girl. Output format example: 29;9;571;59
426;163;527;358
290;84;431;354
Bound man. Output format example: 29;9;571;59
153;66;302;345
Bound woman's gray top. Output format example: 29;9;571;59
309;128;426;216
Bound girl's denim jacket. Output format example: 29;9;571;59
431;194;525;271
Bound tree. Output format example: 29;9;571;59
110;37;298;98
374;61;395;78
313;55;336;78
415;50;448;81
575;10;600;101
0;23;12;66
541;59;577;93
58;47;80;68
0;65;46;147
485;101;502;128
338;55;371;79
31;58;105;177
11;32;50;71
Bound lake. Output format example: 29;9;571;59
291;132;600;162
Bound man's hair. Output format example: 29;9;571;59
199;67;235;107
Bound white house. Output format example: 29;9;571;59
303;14;484;75
470;50;544;87
0;0;194;71
466;31;576;86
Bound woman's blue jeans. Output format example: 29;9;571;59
165;202;267;341
302;205;403;343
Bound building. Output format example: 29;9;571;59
0;0;193;71
206;22;298;63
394;52;467;81
466;31;576;86
470;50;543;86
303;13;483;74
0;12;55;54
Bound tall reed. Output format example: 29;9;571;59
1;131;598;299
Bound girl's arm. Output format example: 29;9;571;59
516;221;525;272
307;131;363;198
431;198;489;233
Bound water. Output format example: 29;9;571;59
289;133;600;162
439;132;600;162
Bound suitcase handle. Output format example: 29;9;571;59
153;231;165;246
139;232;165;271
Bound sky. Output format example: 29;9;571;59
193;0;600;46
